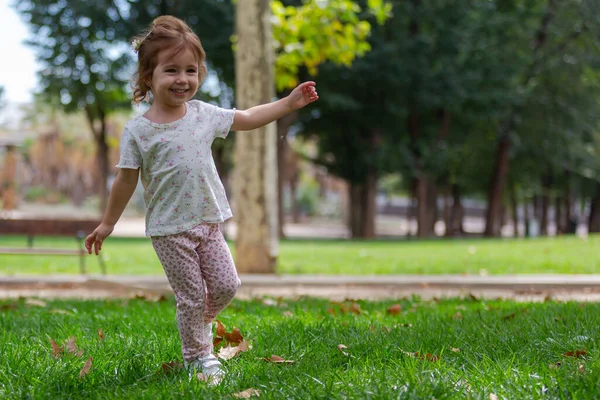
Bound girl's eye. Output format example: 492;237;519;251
187;69;197;73
166;69;176;73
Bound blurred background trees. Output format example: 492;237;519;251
3;0;600;240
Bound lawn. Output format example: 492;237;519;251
1;296;598;399
0;235;598;276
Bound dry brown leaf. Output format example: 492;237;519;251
0;303;18;312
282;311;294;317
50;339;63;358
97;329;105;341
233;388;261;398
401;350;440;362
387;304;402;315
264;354;294;364
64;336;84;356
453;312;463;320
503;313;516;321
337;344;349;356
326;308;336;316
215;320;226;338
451;348;461;353
79;357;92;378
549;362;561;369
159;361;183;374
563;350;587;358
25;299;47;307
217;340;250;360
225;328;244;346
350;303;361;315
489;394;498;400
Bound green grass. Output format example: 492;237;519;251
1;296;598;399
0;235;599;275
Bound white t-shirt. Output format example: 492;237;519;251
117;100;235;236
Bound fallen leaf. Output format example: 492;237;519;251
264;354;294;364
25;299;47;307
262;298;277;306
490;394;498;400
215;320;226;338
401;350;440;362
50;339;63;358
350;303;361;315
563;350;587;358
451;348;461;353
159;361;183;374
578;364;586;374
387;304;402;315
453;312;463;320
217;340;250;360
213;336;223;348
337;344;349;356
549;362;561;369
233;388;261;398
196;372;208;381
503;313;516;321
97;329;105;341
326;308;336;316
468;293;479;302
64;336;84;356
225;328;244;346
282;311;294;317
0;303;18;312
79;357;92;378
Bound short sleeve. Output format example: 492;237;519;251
116;126;142;169
208;104;235;140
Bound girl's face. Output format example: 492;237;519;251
149;47;200;109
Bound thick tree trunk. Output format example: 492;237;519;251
588;182;600;233
448;184;464;236
233;0;278;273
484;135;511;236
348;171;377;238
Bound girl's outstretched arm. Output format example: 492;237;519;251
231;81;318;131
85;168;140;255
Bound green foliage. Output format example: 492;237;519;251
271;0;385;91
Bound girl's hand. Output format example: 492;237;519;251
286;81;319;110
85;223;115;255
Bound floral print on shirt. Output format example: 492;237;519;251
116;100;235;236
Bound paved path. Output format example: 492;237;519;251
2;274;600;302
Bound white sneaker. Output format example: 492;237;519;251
187;354;225;386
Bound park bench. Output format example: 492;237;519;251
0;218;106;275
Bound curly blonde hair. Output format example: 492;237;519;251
131;16;207;104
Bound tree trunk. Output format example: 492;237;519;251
588;182;600;233
484;135;511;236
540;173;552;236
276;112;297;239
233;0;278;273
509;182;519;237
348;170;377;239
448;184;464;236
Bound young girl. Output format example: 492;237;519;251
84;15;318;385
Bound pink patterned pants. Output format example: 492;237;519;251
152;223;241;362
